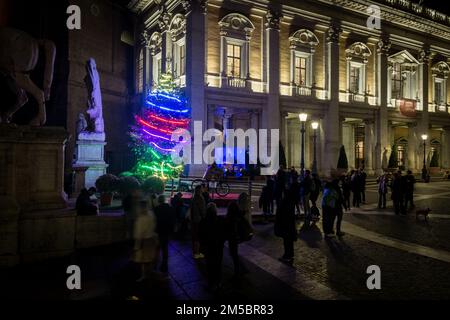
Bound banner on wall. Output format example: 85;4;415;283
399;99;417;117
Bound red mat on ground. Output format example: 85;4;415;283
177;192;239;207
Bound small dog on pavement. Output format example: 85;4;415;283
415;208;431;221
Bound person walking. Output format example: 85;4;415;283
190;185;206;259
377;173;388;209
332;179;347;236
321;181;339;237
359;168;367;204
300;170;313;220
341;174;351;211
274;188;297;263
350;170;361;208
200;203;226;290
132;200;158;281
154;195;176;273
404;170;416;210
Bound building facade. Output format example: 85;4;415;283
128;0;450;176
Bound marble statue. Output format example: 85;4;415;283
78;58;105;141
0;27;56;126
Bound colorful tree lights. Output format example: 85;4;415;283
130;73;190;179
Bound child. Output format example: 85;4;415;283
132;200;158;281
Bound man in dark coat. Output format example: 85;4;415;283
154;194;176;272
274;187;297;263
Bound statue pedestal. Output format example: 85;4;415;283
0;124;69;266
73;139;108;188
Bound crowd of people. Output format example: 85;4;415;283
73;165;421;292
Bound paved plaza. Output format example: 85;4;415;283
2;180;450;300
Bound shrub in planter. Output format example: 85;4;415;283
388;145;398;169
141;176;165;195
118;176;141;196
95;174;119;206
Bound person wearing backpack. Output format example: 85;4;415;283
274;186;297;263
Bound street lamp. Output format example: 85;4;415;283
421;134;428;182
311;121;319;175
299;112;308;176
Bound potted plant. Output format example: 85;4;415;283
95;174;119;206
141;176;165;195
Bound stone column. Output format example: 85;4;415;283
185;0;207;175
323;22;342;176
263;10;281;133
364;120;374;175
407;122;418;172
442;127;450;170
419;47;431;140
219;34;227;87
375;35;391;174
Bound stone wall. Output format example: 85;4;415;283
66;0;133;175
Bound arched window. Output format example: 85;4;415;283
289;29;319;94
218;13;255;88
431;61;450;111
169;14;186;80
345;42;372;96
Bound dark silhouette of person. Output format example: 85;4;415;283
274;166;286;209
274;188;297;263
341;174;351;211
359;168;367;204
224;201;247;277
404;170;416;210
391;171;406;215
75;187;98;216
310;173;322;207
332;179;348;236
377;173;389;209
154;194;176;272
266;176;275;214
350;170;361;208
322;181;338;237
190;185;206;259
199;203;226;290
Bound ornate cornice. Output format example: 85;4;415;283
315;0;450;41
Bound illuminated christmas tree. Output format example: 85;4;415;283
130;73;190;179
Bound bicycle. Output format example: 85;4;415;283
191;177;230;197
